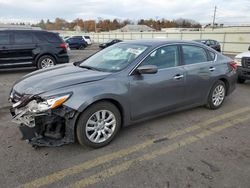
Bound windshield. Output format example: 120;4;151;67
79;43;148;72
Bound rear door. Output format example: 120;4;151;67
0;31;12;67
8;31;36;65
181;44;216;104
129;45;186;120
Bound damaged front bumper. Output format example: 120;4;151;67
10;96;78;147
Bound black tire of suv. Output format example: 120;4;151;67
76;101;121;148
37;55;56;69
79;45;86;50
206;80;226;110
237;77;246;84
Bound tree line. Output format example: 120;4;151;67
33;18;202;32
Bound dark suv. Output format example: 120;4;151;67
0;30;69;69
65;36;88;50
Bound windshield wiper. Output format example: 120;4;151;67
79;65;101;71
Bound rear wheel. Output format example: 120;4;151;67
37;55;56;69
76;101;121;148
79;45;85;50
237;77;246;84
206;80;226;110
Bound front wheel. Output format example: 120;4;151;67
76;101;121;148
206;80;226;110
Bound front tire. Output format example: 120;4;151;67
76;101;121;148
206;80;226;110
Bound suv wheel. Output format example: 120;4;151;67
76;101;121;148
37;55;56;69
237;77;246;84
79;45;86;50
207;80;226;110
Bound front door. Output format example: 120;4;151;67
0;31;12;67
129;45;186;120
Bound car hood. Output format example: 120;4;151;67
13;64;111;95
235;51;250;58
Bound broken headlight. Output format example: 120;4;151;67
29;93;71;113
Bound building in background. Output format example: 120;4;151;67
116;24;155;32
0;24;41;30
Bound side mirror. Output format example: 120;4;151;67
248;46;250;51
136;65;158;74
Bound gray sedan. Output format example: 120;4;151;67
9;40;237;148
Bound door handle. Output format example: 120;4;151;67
173;74;184;80
209;67;216;71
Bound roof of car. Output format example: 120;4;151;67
121;39;205;47
0;29;54;33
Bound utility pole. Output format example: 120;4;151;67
212;6;217;31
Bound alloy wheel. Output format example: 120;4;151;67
212;84;225;106
85;110;116;143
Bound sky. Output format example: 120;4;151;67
0;0;250;25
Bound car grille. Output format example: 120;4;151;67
242;57;250;69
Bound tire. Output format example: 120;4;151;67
206;80;226;110
76;101;121;148
37;55;56;69
79;45;85;50
237;77;246;84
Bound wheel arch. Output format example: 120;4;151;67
74;98;126;141
35;53;58;66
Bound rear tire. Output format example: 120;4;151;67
237;77;246;84
79;45;85;50
206;80;226;110
76;101;121;148
37;55;56;69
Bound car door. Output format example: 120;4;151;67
0;31;12;66
129;45;186;120
8;31;36;65
181;44;215;105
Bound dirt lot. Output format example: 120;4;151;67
0;46;250;188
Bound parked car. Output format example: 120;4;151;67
65;36;88;50
62;36;70;41
234;46;250;83
83;36;92;45
99;39;122;49
0;30;69;69
9;40;237;148
194;39;221;52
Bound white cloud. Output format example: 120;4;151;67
0;0;249;24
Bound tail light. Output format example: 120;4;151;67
60;43;68;50
229;61;237;70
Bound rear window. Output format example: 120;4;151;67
14;32;33;44
182;45;208;65
84;36;90;39
35;32;61;43
0;32;10;45
208;50;216;61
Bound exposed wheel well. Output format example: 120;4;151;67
219;78;229;95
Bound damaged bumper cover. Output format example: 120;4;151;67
10;93;78;147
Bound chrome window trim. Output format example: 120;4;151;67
129;43;218;75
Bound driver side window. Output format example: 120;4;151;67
141;45;179;69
